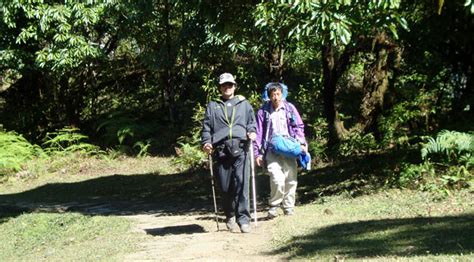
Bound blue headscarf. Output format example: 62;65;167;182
262;82;288;101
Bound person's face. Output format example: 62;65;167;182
269;88;283;108
219;83;235;99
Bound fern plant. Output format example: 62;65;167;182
421;130;473;164
396;130;474;193
95;111;155;155
174;104;207;170
42;127;101;156
0;131;45;174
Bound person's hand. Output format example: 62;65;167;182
202;143;213;155
300;144;308;153
247;132;256;141
255;156;264;167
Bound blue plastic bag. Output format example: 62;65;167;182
270;134;301;158
298;152;311;170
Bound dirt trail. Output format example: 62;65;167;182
124;211;286;261
4;200;287;261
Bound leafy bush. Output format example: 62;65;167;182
421;130;473;164
0;131;45;174
174;104;207;170
95;112;155;155
398;162;435;189
307;117;328;162
397;130;474;194
378;89;438;147
174;142;207;170
42;127;102;156
338;131;378;157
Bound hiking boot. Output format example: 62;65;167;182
240;223;251;233
284;208;295;216
225;217;239;233
267;206;278;219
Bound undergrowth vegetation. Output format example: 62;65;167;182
0;127;104;177
173;104;207;170
0;131;45;174
398;130;474;194
42;127;102;156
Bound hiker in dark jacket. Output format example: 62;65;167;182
201;72;256;233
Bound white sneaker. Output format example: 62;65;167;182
284;208;295;216
267;207;278;218
240;223;251;233
226;217;239;233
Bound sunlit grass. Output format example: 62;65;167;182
0;155;180;195
0;212;139;261
270;189;474;261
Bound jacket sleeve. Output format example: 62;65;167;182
290;104;307;145
201;103;213;145
253;107;265;158
246;101;256;134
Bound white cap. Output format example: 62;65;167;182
218;73;236;85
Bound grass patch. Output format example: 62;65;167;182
270;189;474;260
1;153;473;260
0;155;182;196
0;156;207;261
0;212;138;261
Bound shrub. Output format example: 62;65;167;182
42;127;102;156
0;131;45;175
95;112;155;155
378;89;438;147
421;130;473;164
308;117;328;162
174;142;207;170
174;104;207;170
338;131;378;157
397;130;474;194
398;162;435;189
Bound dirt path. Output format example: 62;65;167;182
1;157;288;260
124;211;286;261
3;200;286;261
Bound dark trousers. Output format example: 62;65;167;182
215;151;250;226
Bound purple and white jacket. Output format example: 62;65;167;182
253;100;306;158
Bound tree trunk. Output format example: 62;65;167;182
357;32;399;137
163;0;176;125
321;44;351;147
268;45;284;82
60;76;81;128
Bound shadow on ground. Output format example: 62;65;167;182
0;148;424;226
0;168;273;224
269;214;474;259
145;224;206;236
297;148;419;204
0;170;217;221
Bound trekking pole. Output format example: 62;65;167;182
249;143;258;226
208;154;220;231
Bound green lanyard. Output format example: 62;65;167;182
221;103;236;139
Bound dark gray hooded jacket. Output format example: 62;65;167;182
201;95;256;146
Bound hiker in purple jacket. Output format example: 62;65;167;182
253;82;307;218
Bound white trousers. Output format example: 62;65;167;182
265;151;298;209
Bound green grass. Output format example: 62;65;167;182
0;212;138;261
269;189;474;261
1;153;473;261
0;156;204;261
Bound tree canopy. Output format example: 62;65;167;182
1;0;472;159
